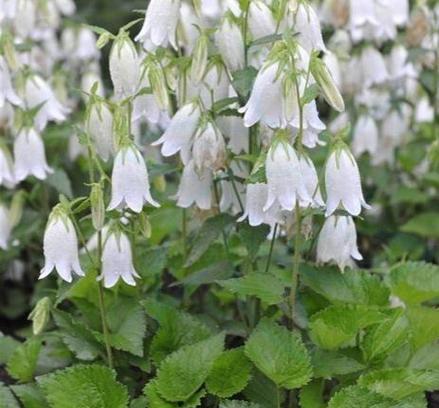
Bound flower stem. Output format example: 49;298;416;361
264;223;278;274
290;203;302;326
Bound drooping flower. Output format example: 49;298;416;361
13;127;53;181
352;115;379;157
0;203;12;249
39;206;84;283
215;14;245;72
152;101;201;163
109;34;140;100
86;100;114;161
325;146;370;217
264;140;312;212
299;155;324;207
238;183;269;227
0;56;22;108
108;145;159;213
0;144;15;188
294;2;327;52
248;0;276;40
316;215;363;270
176;160;212;210
99;229;140;288
192;121;226;172
360;46;389;87
135;0;180;50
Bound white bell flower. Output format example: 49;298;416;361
316;215;363;271
386;45;417;82
416;97;434;123
215;15;245;72
135;0;180;49
108;145;159;213
0;0;17;22
325;147;370;217
39;206;84;283
218;116;249;154
360;47;389;87
192;121;226;172
176;160;212;210
87;101;114;161
0;204;12;250
348;0;378;30
152;101;200;163
265;140;312;212
352;115;379;157
299;155;324;207
200;0;221;21
219;178;245;215
14;127;53;181
294;3;327;52
99;230;140;288
54;0;75;15
248;0;276;40
22;74;69;131
109;35;140;100
132;75;162;124
81;70;105;100
238;183;269;227
13;0;36;39
0;57;22;108
0;145;15;188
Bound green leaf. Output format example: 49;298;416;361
300;265;389;306
38;364;129;408
249;33;283;47
409;343;439;370
155;333;225;402
46;169;73;198
309;305;384;350
220;401;260;408
206;348;253;398
299;380;325;408
107;297;146;357
361;308;409;363
52;310;102;361
401;212;439;238
185;214;235;267
0;335;20;364
7;337;41;382
407;306;439;350
239;223;270;258
244;318;312;389
243;370;278;408
328;385;427;408
388;262;439;304
144;381;175;408
301;84;320;106
217;273;285;305
11;384;47;408
359;368;439;400
232;67;258;99
0;384;19;408
311;349;365;378
173;261;234;286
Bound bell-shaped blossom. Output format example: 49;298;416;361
62;27;100;62
135;0;180;49
87;101;114;161
416;97;434;123
0;0;17;22
132;75;162;124
0;204;12;250
81;70;105;100
295;3;327;52
176;160;212;210
0;57;22;108
99;230;140;288
348;0;378;30
240;62;291;128
316;215;362;270
152;101;201;163
0;145;15;187
387;45;417;82
55;0;76;15
219;178;245;215
248;0;276;40
39;207;84;283
192;122;226;172
109;35;140;100
108;145;159;213
238;183;269;227
13;0;36;39
352;115;378;157
14;128;53;181
299;155;324;207
218;116;249;154
215;15;245;72
265;141;312;212
360;47;389;87
325;147;370;217
22;74;69;131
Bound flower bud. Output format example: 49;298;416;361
145;58;170;111
215;14;245;72
28;297;51;335
90;183;105;231
310;55;345;112
191;32;209;84
9;190;25;228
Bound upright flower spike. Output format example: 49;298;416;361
152;101;201;163
40;205;84;283
13;127;53;181
325;145;370;217
99;229;140;288
215;13;245;72
316;215;363;271
86;99;114;161
109;33;140;100
0;203;12;250
135;0;180;50
264;139;313;212
108;145;159;213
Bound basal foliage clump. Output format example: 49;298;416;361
0;0;438;407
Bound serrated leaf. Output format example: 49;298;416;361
409;343;439;370
173;261;234;287
144;381;175;408
311;349;365;378
407;306;439;350
243;369;278;408
299;380;325;408
244;319;312;389
206;348;252;398
11;384;47;408
52;310;102;361
7;338;41;382
217;274;285;305
155;333;225;402
401;212;439;238
309;305;384;350
361;308;409;363
107;297;146;357
220;401;260;408
38;364;129;408
300;265;389;306
0;384;19;408
359;368;439;400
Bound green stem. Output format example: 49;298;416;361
264;223;278;274
290;203;302;325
